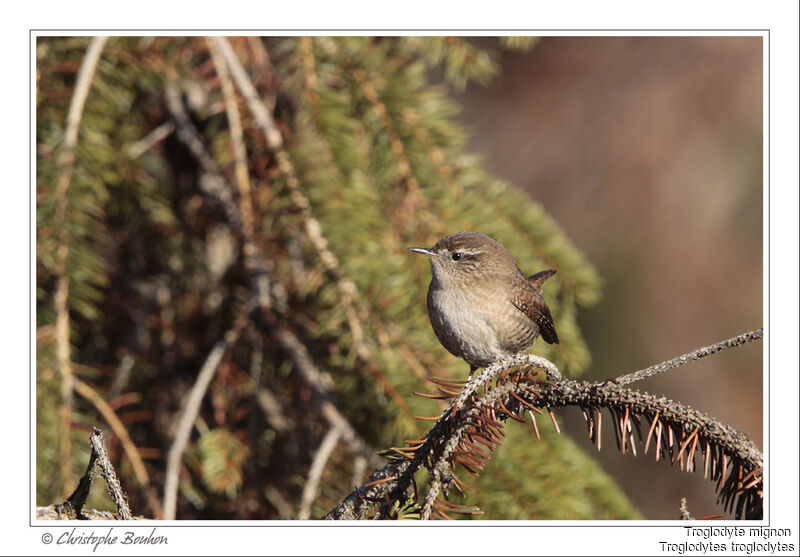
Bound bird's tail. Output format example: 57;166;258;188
528;269;559;344
528;269;557;291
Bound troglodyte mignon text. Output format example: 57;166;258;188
409;231;559;376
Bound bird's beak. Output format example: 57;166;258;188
408;247;438;257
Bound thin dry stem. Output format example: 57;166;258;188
205;37;274;311
162;309;251;519
127;121;174;159
53;35;109;496
298;425;345;520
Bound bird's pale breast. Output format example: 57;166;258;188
427;274;539;368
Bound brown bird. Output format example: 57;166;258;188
409;231;559;376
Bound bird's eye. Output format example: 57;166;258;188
451;252;462;261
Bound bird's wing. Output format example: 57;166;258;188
512;272;559;344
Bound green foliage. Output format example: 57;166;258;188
467;426;640;519
403;37;501;90
195;429;250;498
35;334;63;504
36;35;633;520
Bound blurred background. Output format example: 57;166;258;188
455;36;763;518
36;35;762;520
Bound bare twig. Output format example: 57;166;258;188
298;425;345;520
205;37;274;310
256;388;291;433
351;456;368;489
38;506;130;521
56;36;109;167
245;36;277;112
74;378;162;518
89;428;133;520
210;37;284;149
680;498;694;520
108;353;135;400
205;37;253;214
162;308;251;520
53;35;109;496
615;329;763;387
163;80;244;231
127;121;175;159
56;428;131;520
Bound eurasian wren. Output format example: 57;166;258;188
409;231;559;375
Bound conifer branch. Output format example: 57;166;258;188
326;331;763;520
419;383;522;520
614;329;763;387
295;38;416;415
349;65;427;227
214;36;365;344
325;354;555;520
405;106;463;199
52;36;109;497
298;37;324;135
213;36;407;412
164;59;383;488
527;378;763;463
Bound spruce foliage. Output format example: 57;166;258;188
36;36;639;519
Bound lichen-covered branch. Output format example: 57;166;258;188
326;330;763;521
73;378;161;517
615;329;763;387
51;428;131;520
